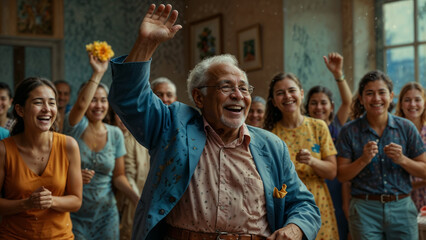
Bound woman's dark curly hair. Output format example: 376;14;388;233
351;70;394;119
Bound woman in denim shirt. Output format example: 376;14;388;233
336;70;426;240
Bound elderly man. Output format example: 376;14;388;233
151;77;177;105
109;4;321;240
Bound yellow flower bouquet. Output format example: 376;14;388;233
85;41;114;62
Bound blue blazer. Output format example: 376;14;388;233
109;56;321;240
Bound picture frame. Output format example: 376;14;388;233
237;24;262;72
189;14;223;68
0;0;64;39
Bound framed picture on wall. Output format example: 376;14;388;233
237;24;262;72
0;0;64;39
189;14;222;68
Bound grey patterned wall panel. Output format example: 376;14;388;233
64;0;185;103
284;0;344;109
0;46;14;90
25;46;52;80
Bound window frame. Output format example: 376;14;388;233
376;0;425;83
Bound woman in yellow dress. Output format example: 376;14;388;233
264;72;339;240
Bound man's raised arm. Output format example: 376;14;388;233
125;4;182;62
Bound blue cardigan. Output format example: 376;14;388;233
108;56;321;240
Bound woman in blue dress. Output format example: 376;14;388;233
305;52;352;240
63;53;139;239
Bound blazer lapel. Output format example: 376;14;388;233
249;131;276;228
186;119;206;177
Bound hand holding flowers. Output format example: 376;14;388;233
86;41;114;62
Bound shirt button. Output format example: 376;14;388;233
384;181;387;184
159;209;165;215
169;196;176;203
381;159;384;162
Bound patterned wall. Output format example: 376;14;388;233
0;0;186;103
0;46;14;91
25;46;52;80
1;0;351;108
184;0;284;104
64;0;186;102
284;0;344;108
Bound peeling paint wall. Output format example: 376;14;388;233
284;0;344;108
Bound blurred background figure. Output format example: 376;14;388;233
151;77;177;105
246;96;266;128
395;82;426;212
0;77;82;239
0;82;14;131
54;80;72;132
110;110;150;240
63;54;138;239
305;52;352;240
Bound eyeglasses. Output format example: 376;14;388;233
198;84;254;96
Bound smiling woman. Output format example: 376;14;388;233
62;53;138;239
0;77;83;239
264;72;339;240
336;70;426;239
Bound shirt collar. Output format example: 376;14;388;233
387;114;397;129
202;117;251;149
360;113;398;133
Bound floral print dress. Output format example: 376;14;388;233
63;115;126;240
272;117;339;240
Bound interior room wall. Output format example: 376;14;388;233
352;0;376;85
0;0;186;103
0;46;13;91
64;0;186;103
1;0;377;108
183;0;284;105
283;0;344;108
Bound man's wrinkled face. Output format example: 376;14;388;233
194;63;251;133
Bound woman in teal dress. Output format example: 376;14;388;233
63;54;139;239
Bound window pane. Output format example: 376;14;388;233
384;0;414;46
386;47;415;97
419;0;426;41
419;44;426;86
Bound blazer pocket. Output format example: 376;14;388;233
273;184;287;199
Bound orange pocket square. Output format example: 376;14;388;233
273;184;287;199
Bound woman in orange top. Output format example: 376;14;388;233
0;77;82;239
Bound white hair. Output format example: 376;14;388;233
151;77;177;95
186;54;248;105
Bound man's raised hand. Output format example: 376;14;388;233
140;4;182;42
126;4;182;62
